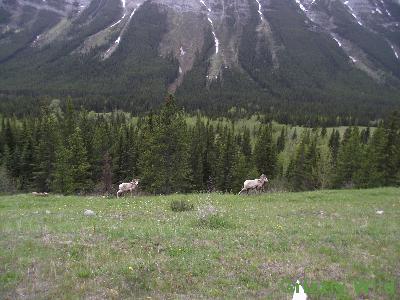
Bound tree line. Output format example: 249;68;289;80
0;96;399;195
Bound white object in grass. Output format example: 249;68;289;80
84;209;96;216
292;280;307;300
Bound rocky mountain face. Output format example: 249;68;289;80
0;0;399;121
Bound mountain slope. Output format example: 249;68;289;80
0;0;399;123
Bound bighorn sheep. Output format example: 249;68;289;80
117;179;139;198
238;174;268;195
32;192;49;197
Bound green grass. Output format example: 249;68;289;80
0;188;399;299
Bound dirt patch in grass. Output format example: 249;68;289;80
11;261;52;300
258;261;287;276
42;233;75;246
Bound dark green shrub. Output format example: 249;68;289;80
170;199;194;212
198;214;232;229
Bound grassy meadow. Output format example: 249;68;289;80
0;188;399;299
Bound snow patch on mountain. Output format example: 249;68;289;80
292;0;316;22
389;42;399;60
103;5;141;59
199;0;219;54
343;1;363;26
332;35;342;47
255;0;263;21
108;0;127;29
295;0;307;13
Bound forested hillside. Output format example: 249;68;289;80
1;96;399;194
0;0;399;124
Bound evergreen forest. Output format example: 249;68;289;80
1;95;399;195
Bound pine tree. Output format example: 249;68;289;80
0;163;16;193
287;139;307;191
203;123;218;192
52;142;74;194
91;120;111;183
287;131;320;191
8;139;21;180
68;127;91;193
360;127;370;144
232;151;248;193
113;128;128;182
125;125;139;179
334;127;362;187
276;127;286;153
102;151;113;194
215;127;237;192
1;145;13;188
33;110;58;192
111;123;138;183
382;112;400;186
2;119;21;180
355;125;387;187
139;95;190;194
253;124;277;178
304;135;320;189
241;128;252;158
64;97;75;138
317;145;333;189
19;136;35;191
3;119;15;153
328;129;340;167
77;109;95;168
189;116;206;191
